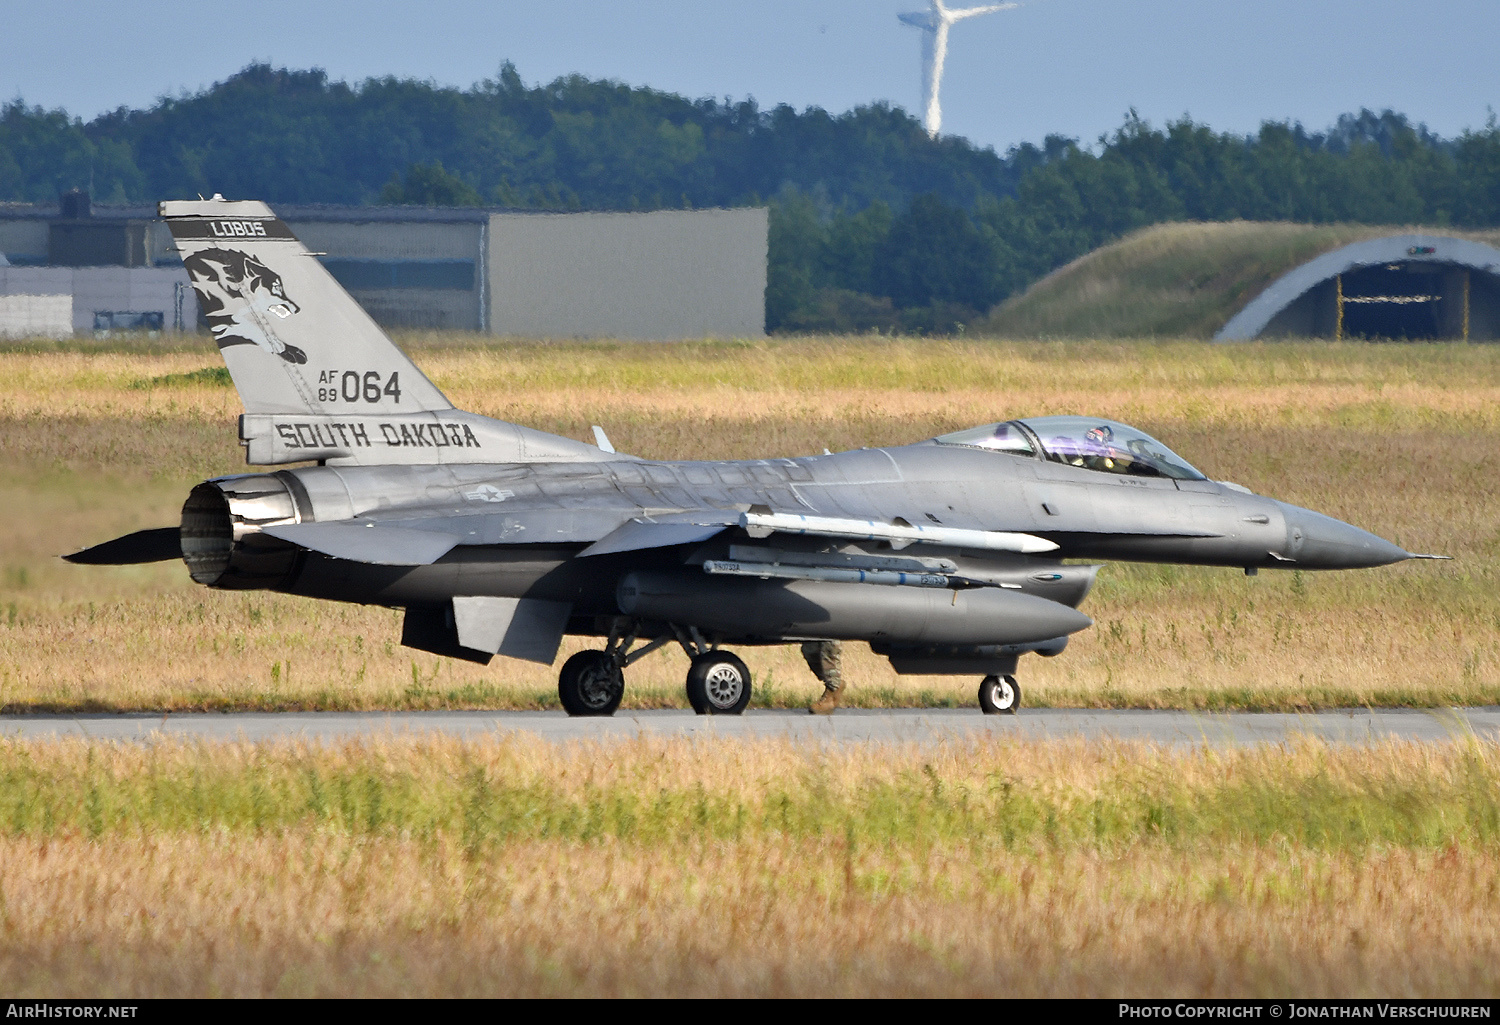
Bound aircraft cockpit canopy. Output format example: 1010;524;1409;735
1021;416;1207;480
936;416;1207;481
931;421;1035;456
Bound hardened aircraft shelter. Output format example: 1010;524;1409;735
1216;234;1500;341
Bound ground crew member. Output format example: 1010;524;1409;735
802;639;845;714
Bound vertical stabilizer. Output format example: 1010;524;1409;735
162;198;452;416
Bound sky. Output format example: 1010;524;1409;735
3;0;1498;154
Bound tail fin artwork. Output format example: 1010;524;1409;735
162;197;451;416
163;197;608;467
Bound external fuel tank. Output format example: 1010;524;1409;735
616;570;1092;646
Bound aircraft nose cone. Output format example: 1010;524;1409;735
1278;503;1410;569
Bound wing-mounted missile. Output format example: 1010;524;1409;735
704;559;959;589
577;509;1062;560
703;547;989;590
739;510;1059;554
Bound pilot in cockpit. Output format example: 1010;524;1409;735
935;417;1208;482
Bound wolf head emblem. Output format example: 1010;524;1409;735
183;248;306;364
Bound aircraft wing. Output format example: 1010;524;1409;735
738;511;1059;553
578;513;738;557
253;504;1064;567
264;511;740;566
257;505;637;565
249;500;723;565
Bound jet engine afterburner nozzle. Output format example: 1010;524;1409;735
180;475;303;588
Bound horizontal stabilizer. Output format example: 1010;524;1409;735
261;523;462;566
63;527;180;565
578;517;731;558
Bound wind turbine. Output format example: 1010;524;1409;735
898;0;1018;138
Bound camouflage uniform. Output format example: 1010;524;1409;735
802;639;845;714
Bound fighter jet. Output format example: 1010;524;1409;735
65;198;1440;715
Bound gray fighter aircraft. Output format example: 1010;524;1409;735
66;198;1438;715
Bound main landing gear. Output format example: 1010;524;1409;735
557;620;753;717
556;650;625;717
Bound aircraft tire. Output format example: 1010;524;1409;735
978;674;1021;715
685;651;752;715
558;650;624;717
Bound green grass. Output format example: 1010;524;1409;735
3;736;1496;854
130;365;232;389
981;221;1500;339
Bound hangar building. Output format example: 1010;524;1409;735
1216;234;1500;341
0;192;190;337
0;193;767;340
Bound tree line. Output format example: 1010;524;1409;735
3;63;1500;332
770;112;1500;332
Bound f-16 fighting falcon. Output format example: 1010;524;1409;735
66;198;1443;716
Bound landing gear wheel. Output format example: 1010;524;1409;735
558;650;624;717
979;674;1021;715
685;652;752;715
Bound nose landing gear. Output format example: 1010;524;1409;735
685;651;752;715
978;674;1021;715
674;623;751;715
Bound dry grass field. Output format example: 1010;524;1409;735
0;734;1496;997
1;334;1496;712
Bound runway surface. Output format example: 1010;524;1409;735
1;707;1497;746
